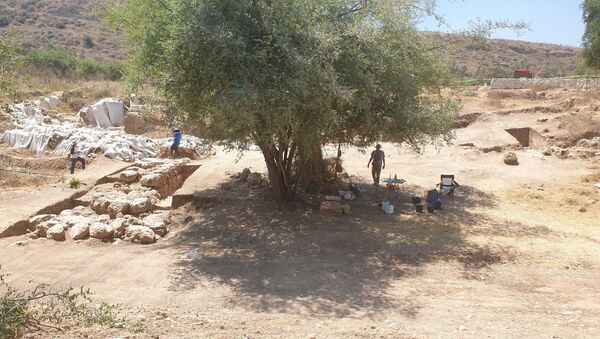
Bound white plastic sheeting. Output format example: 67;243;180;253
3;121;211;161
1;121;55;155
3;96;212;161
77;98;126;128
7;95;61;121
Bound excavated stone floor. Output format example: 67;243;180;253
22;158;199;245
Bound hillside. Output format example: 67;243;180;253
0;0;123;60
439;35;581;78
0;0;581;78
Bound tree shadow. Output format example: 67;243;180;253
165;179;561;318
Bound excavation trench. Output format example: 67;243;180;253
0;161;200;239
505;127;546;148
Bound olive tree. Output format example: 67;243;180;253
583;0;600;69
104;0;458;200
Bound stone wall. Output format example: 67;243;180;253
490;77;600;90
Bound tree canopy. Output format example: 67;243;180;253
0;32;24;100
583;0;600;69
105;0;458;200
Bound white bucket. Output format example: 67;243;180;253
383;203;394;214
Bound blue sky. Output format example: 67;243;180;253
420;0;585;47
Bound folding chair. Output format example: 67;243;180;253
438;174;459;196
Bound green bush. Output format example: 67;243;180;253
27;48;77;74
69;177;81;189
0;271;130;338
83;35;94;49
26;47;125;80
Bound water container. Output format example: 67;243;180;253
383;203;394;214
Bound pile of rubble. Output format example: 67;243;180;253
25;158;195;244
543;137;600;159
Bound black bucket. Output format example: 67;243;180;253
415;204;424;213
427;205;435;213
411;197;421;205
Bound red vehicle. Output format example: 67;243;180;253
513;70;534;78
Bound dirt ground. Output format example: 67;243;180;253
1;88;600;338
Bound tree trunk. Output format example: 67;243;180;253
296;145;326;192
258;142;292;201
265;159;291;201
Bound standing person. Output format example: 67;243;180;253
170;129;181;157
69;142;85;175
367;144;385;186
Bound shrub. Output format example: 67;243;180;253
83;35;94;49
26;47;125;81
0;270;129;338
69;177;81;189
27;48;77;74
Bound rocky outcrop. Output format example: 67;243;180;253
89;222;114;240
119;169;140;183
130;197;155;214
46;224;66;241
142;212;169;237
29;214;55;229
71;223;90;240
125;225;157;244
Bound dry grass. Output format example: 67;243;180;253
583;171;600;183
14;73;127;112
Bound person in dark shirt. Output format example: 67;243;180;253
69;142;85;175
367;144;385;186
171;129;181;157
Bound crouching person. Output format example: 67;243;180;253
69;142;85;175
426;189;442;210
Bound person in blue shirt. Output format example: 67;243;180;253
171;129;181;157
426;189;442;210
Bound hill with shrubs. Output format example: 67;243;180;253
0;0;581;80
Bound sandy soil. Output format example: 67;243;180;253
1;88;600;338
